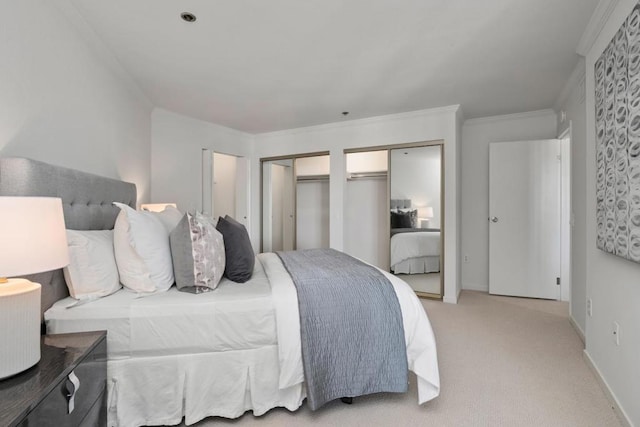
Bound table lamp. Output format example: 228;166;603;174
417;206;434;228
140;203;177;212
0;197;69;379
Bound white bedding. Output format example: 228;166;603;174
390;231;441;268
45;261;276;358
45;253;440;426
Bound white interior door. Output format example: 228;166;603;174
489;140;561;300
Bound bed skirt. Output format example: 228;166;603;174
107;345;305;427
392;256;440;274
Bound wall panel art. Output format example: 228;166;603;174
595;2;640;262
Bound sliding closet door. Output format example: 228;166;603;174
344;151;389;270
389;144;443;299
262;159;295;252
261;153;329;252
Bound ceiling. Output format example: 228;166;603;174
68;0;598;133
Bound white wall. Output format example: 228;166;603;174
150;108;254;216
583;1;640;424
460;110;557;291
0;0;152;202
295;155;330;176
346;151;388;173
253;106;461;303
556;59;587;338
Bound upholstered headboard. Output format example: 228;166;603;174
390;199;412;210
0;157;137;317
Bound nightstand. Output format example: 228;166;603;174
0;331;107;427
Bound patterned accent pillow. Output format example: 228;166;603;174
169;212;225;293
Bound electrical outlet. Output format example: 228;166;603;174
587;298;592;317
613;322;620;346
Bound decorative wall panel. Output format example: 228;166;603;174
595;3;640;262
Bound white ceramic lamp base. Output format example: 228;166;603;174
0;279;41;380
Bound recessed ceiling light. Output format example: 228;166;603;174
181;12;197;23
342;111;349;116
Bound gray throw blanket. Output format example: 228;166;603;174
276;248;408;410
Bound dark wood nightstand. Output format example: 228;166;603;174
0;331;107;427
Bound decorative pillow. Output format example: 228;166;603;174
63;230;121;300
390;210;417;228
216;215;255;283
112;202;174;293
170;212;225;293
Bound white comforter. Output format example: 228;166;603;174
45;253;440;426
390;231;441;268
259;252;440;405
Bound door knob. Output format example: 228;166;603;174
490;216;499;223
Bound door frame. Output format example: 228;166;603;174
202;150;250;229
558;124;572;304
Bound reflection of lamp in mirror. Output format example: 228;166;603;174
140;203;177;212
417;206;434;228
0;197;69;379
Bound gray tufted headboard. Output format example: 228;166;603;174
0;157;137;318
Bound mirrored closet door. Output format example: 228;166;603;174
261;153;330;252
389;144;443;299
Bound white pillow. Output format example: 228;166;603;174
113;203;174;293
63;230;121;300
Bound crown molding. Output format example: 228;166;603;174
463;109;556;127
577;0;620;56
256;105;461;139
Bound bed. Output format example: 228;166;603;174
390;199;441;274
0;157;440;427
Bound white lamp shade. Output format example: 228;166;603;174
417;206;434;219
140;203;177;212
0;197;69;278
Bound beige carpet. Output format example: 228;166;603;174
182;291;620;427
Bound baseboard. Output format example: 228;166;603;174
443;287;461;304
582;350;633;427
569;316;585;345
461;282;488;292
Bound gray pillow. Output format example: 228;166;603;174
216;215;254;283
169;212;225;293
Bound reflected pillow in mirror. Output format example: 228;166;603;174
390;210;417;228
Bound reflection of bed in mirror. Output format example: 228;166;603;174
390;199;440;274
